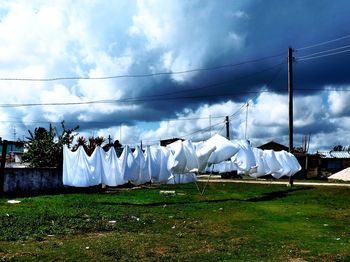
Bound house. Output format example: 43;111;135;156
316;151;350;178
0;139;25;163
160;138;184;147
257;141;289;151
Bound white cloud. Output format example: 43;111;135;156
328;89;350;116
0;0;348;154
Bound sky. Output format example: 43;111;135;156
0;0;350;152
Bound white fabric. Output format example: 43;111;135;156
263;150;284;178
133;146;151;185
167;173;197;184
284;151;302;176
167;140;188;174
182;140;199;172
250;148;267;178
195;142;217;172
232;140;256;172
101;147;126;186
147;146;161;182
120;145;139;182
274;151;293;178
63;135;303;187
158;147;173;183
206;134;239;164
63;145;102;187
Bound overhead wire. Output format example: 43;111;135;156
297;48;350;61
0;52;285;82
295;33;350;51
83;61;286;141
296;43;350;59
0;62;286;108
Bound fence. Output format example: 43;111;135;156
2;168;63;196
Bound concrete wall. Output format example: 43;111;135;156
3;168;63;195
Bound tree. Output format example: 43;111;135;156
333;145;344;151
72;136;105;156
23;121;79;168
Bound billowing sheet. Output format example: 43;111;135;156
263;150;284;178
63;135;302;187
63;145;102;187
206;134;239;164
132;146;151;185
120;145;139;182
101;147;126;186
232;140;256;172
250;148;267;178
167;140;188;174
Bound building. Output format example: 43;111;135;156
160;138;184;147
0;140;25;164
316;151;350;178
257;141;289;151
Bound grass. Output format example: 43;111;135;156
0;183;350;261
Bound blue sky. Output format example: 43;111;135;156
0;0;350;151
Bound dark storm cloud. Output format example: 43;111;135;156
108;0;350;124
1;0;349;147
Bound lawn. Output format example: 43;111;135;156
0;183;349;261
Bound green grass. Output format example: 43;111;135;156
0;183;349;261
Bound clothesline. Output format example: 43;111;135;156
63;134;301;187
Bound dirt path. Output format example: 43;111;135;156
197;176;350;187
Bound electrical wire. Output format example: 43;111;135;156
0;63;286;108
296;33;350;51
294;87;350;92
131;61;286;100
296;44;350;59
0;52;285;82
297;48;350;61
181;120;224;139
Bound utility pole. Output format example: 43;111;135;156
245;102;249;140
209;115;212;137
288;47;294;186
108;135;112;144
119;124;122;144
225;116;230;140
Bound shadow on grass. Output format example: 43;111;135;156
98;198;244;207
98;187;314;207
245;187;313;202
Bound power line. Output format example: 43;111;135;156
140;61;286;99
294;87;350;92
297;48;350;61
181;120;225;139
0;89;287;108
0;63;286;108
0;52;285;82
296;33;350;51
296;44;350;59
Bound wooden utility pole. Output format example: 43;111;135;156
288;47;294;186
225;116;230;140
245;102;249;140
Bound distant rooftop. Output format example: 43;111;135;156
317;151;350;159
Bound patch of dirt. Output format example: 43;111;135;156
288;258;307;262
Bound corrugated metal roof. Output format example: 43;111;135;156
317;151;350;159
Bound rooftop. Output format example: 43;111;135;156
317;151;350;159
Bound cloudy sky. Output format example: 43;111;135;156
0;0;350;152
